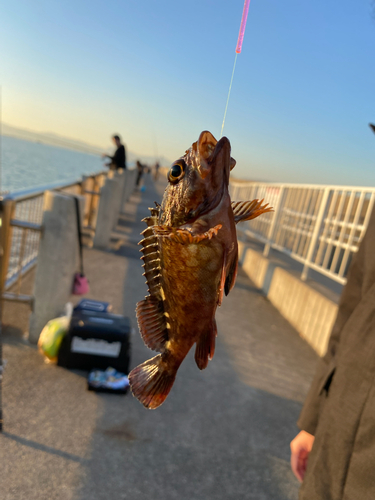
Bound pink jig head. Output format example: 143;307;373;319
235;0;251;54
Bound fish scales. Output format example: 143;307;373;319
129;131;273;409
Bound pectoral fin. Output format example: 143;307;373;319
194;320;217;370
136;297;168;352
224;254;238;296
153;224;222;244
231;199;273;224
217;253;227;306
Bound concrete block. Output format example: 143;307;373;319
241;245;276;295
28;192;85;343
237;241;246;264
267;267;337;356
113;170;126;217
93;178;121;249
238;243;338;356
120;169;136;213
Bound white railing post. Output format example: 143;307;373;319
301;187;330;281
263;186;285;257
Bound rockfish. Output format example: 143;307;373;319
129;131;272;409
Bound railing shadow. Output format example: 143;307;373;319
1;432;87;464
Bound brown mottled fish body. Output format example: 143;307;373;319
129;131;272;409
160;192;237;362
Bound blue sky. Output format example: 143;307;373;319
0;0;374;185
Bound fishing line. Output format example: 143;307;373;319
220;0;251;138
220;53;238;139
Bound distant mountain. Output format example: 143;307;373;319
1;123;172;167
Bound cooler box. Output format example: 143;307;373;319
58;309;131;374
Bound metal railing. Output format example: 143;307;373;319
230;181;375;285
0;171;108;304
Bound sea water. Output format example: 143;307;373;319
1;135;104;193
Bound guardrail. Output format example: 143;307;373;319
0;170;108;304
230;181;375;285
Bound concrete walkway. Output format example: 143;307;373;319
0;174;318;500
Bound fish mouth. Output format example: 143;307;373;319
184;131;237;221
197;131;236;182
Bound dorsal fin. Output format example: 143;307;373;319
137;206;168;351
231;199;273;224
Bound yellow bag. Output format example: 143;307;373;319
38;316;70;362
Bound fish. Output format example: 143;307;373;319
128;131;272;409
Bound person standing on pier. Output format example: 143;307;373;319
290;199;375;499
154;161;160;181
135;160;144;187
102;134;127;171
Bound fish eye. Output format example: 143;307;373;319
168;160;185;183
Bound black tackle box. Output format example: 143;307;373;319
73;299;112;313
58;308;131;374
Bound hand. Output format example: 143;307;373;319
290;430;315;482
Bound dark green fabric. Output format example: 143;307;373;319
297;208;375;500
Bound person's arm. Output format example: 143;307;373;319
101;152;114;160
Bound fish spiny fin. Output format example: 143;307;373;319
138;206;164;301
195;320;217;370
231;199;273;224
136;297;168;352
153;224;222;244
129;354;177;409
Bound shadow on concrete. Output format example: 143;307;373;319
2;432;87;464
233;275;264;295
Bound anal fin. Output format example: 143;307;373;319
136;297;168;352
231;199;273;224
194;320;217;370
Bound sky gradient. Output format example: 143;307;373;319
1;0;374;185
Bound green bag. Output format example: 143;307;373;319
38;316;70;362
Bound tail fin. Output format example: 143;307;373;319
129;355;176;409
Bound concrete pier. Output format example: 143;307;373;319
0;174;318;500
